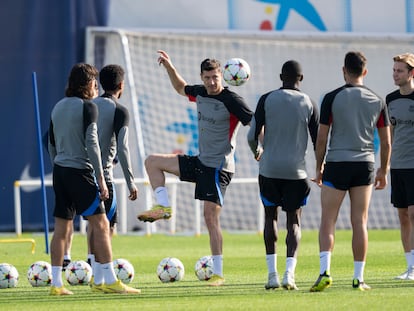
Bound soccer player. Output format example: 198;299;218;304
137;50;253;286
386;53;414;280
310;51;391;292
87;64;139;289
247;60;319;290
48;63;140;295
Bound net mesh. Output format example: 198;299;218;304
86;28;411;233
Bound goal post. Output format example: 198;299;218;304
85;27;412;232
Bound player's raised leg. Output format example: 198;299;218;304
138;154;180;222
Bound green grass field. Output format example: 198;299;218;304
0;230;411;310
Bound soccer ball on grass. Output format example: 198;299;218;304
27;261;52;287
157;257;185;283
223;58;251;86
0;263;19;288
113;258;134;284
65;260;92;285
194;255;213;281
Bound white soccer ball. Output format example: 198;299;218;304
113;258;134;284
0;263;19;288
194;255;213;281
65;260;92;286
223;57;251;86
27;261;52;287
156;257;185;283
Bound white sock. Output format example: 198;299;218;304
51;266;63;287
405;252;411;268
266;254;277;274
212;255;223;277
409;250;414;267
101;262;118;285
320;251;331;275
154;186;170;207
93;262;104;285
63;254;71;261
353;261;365;281
286;257;297;274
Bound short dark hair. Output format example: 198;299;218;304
281;60;303;83
65;63;98;99
99;64;125;91
344;51;367;77
200;58;221;73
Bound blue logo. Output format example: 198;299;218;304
256;0;327;31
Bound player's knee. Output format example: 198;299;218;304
145;154;158;170
89;215;109;231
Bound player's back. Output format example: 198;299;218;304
259;88;314;179
51;97;93;170
325;85;383;162
94;96;117;170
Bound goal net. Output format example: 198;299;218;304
85;28;411;233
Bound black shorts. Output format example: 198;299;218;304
258;175;310;212
178;155;233;206
81;180;117;226
52;164;105;220
322;161;375;191
391;169;414;208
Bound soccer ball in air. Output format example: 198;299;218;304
156;257;185;283
223;58;251;86
27;261;52;287
0;263;19;288
113;258;134;284
194;255;213;281
65;260;92;285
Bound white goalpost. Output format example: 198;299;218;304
85;27;413;233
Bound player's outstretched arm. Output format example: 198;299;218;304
157;50;187;96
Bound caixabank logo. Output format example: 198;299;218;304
255;0;327;31
227;0;330;31
227;0;413;33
